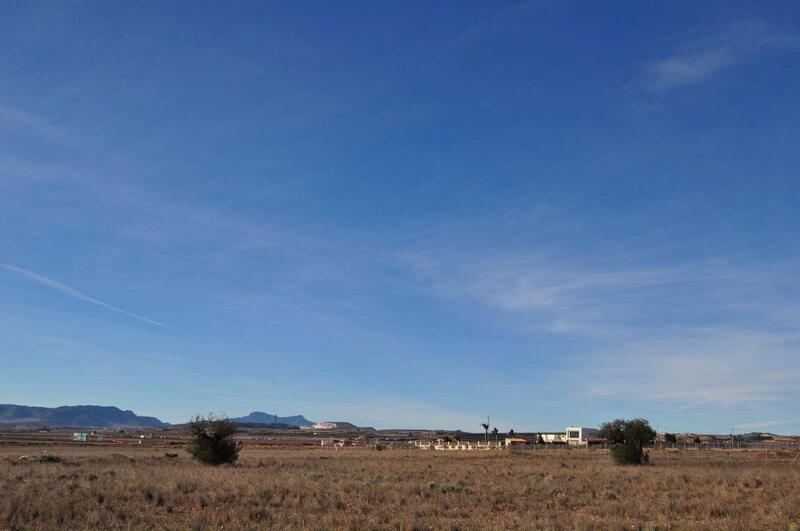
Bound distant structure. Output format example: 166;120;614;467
320;437;346;449
413;439;502;451
565;426;599;446
504;437;528;448
300;421;365;432
540;432;566;444
306;422;338;430
413;426;602;451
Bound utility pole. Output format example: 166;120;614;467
730;428;734;460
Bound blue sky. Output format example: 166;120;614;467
1;1;799;433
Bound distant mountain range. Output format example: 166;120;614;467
230;411;314;427
0;404;168;428
0;405;324;430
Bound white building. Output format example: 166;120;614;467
565;426;599;446
302;422;338;430
540;432;566;444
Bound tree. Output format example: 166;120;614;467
186;414;240;465
598;419;627;444
664;432;677;445
491;427;499;443
599;418;656;465
508;429;516;437
481;421;490;444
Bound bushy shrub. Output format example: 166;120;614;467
186;414;239;465
610;441;650;465
599;418;655;465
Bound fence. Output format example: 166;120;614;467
505;441;800;464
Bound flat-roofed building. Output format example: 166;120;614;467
565;426;599;446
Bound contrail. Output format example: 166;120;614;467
0;263;163;326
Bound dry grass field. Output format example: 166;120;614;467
1;445;799;530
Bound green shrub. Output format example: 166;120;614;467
609;443;650;465
599;418;655;465
186;414;239;465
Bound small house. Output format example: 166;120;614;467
565;427;599;446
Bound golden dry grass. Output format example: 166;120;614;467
1;446;798;530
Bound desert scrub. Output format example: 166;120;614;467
1;447;799;530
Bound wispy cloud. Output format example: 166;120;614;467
581;327;800;406
643;21;796;91
0;106;70;144
401;248;800;337
399;236;800;407
0;263;163;326
0;106;87;189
